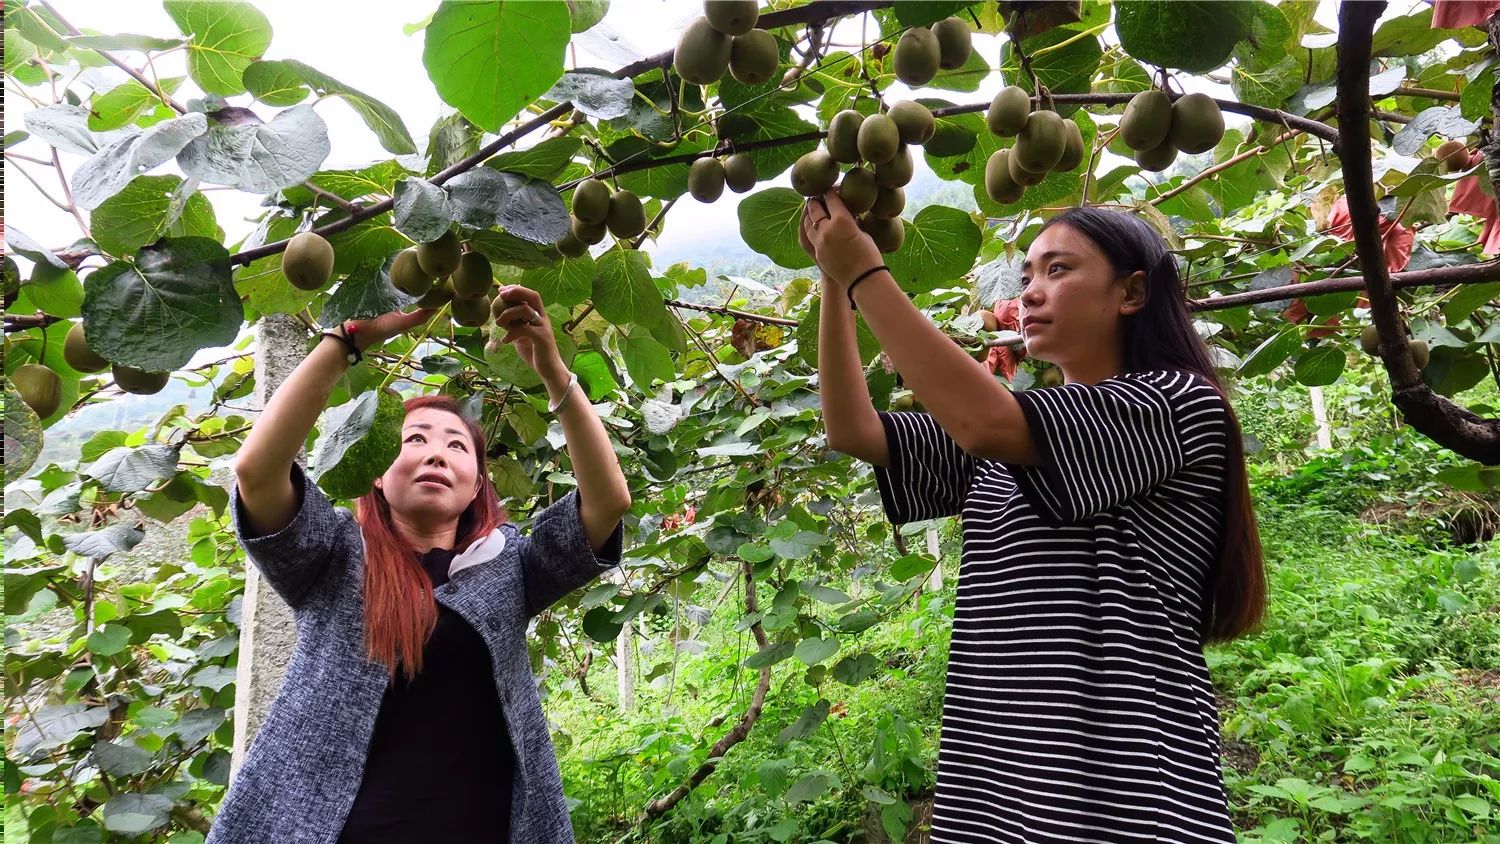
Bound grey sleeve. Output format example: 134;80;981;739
228;462;355;610
516;488;625;618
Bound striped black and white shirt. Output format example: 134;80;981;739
873;369;1236;843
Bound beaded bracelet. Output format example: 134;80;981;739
319;321;363;365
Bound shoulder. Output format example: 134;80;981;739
1113;369;1226;408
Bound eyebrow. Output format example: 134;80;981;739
1021;250;1081;271
404;422;468;438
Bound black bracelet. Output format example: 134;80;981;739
319;329;363;365
846;264;890;310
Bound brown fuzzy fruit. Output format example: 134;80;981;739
416;230;462;277
986;86;1031;137
689;157;726;203
1436;139;1469;172
984;149;1024;204
606;190;646;239
416;276;455;309
979;310;1001;331
704;0;759;36
1409;338;1430;369
13;363;61;418
572;216;608;246
827;109;865;163
1120;89;1173;152
451;294;490;328
571;178;612;224
728;28;778;85
724;153;758;192
860;215;905;253
1013;109;1067;173
283;231;335;291
1359;325;1381;355
839;167;879;215
869;186;906;219
892;26;940;87
874;144;914;189
790;149;839;197
113;364;170;396
452;250;492;298
888;100;935;145
556;232;589;259
1054;118;1085;172
675;17;731;85
392;248;435;297
932;17;972;70
1007;149;1047;186
1133;137;1178;172
63;322;109;373
1170;92;1224;155
857;113;901;165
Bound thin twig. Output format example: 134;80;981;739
1149;129;1299;206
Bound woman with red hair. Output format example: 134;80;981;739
209;285;630;844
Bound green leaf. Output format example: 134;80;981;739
467;228;558;269
832;652;880;684
68;33;186;51
164;0;273;96
739;188;815;270
319;259;416;329
794;637;839;666
176;105;331;193
1231;54;1302;109
88;445;178;494
5;382;45;482
88;79;181;131
241;59;416;154
327;214;411;275
777;699;831;743
784;771;835;805
92;740;155;777
101;793;174;835
1114;0;1255;73
71;113;209;209
770;529;825;560
86;623;131;657
522;254;594;308
890;554;937;581
744;640;795;669
999;21;1103;108
443;168;570;243
485;136;583;181
1237;328;1301;378
717;104;819;182
893;1;969;26
1291;345;1345;386
24;104;135;157
282;161;409;203
82;237;242;372
392;177;454;244
622;331;674;391
544;70;634;120
62;523;145;561
1373;6;1485;57
91;175;215;256
423;1;570;133
1461;67;1494;123
310;388;405;500
886;205;982;293
583;606;623;642
593;249;667;329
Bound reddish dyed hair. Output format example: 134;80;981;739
354;395;507;682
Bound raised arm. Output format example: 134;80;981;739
816;276;891;467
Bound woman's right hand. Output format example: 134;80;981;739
342;307;436;351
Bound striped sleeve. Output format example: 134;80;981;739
871;411;977;524
1005;370;1226;524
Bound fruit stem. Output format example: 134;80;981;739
375;303;448;394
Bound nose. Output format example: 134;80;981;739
1020;283;1043;309
422;449;448;468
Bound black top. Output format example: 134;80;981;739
337;547;515;843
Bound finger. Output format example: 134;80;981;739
496;284;543;312
495;305;542;328
822;191;852;222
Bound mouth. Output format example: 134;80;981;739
1021;317;1049;331
414;473;451;488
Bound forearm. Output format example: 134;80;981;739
851;272;1037;463
236;336;349;486
818;278;888;465
542;367;631;520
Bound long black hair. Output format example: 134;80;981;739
1038;206;1266;645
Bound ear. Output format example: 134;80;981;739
1119;270;1149;316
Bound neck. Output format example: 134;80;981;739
390;510;460;554
1059;348;1124;386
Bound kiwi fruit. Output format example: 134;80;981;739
392;248;435;297
724;153;758;192
1436;139;1469;172
979;310;1001;331
729;28;778;85
868;186;905;219
704;0;758;36
932;17;972;70
986;86;1031;137
1120;89;1172;152
451;294;491;328
791;149;839;197
874;144;914;189
891;392;915;411
1013;109;1066;173
572;215;608;245
1134;137;1178;172
283;231;335;291
1055;119;1085;171
556;232;589;259
1170;92;1224;155
571;178;611;224
13;363;61;418
839;167;879;215
416;276;455;309
674;17;731;85
984;149;1024;204
1409;338;1430;369
827;109;865;163
857;113;901;165
113;364;169;396
888;100;935;145
452;250;492;298
689;157;726;202
860;215;905;253
63;322;108;373
1007;148;1047;186
892;26;940;87
1040;367;1064;387
606;190;647;239
416;229;462;278
1359;325;1381;355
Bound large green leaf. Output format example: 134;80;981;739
1114;0;1255;73
241;59;416;154
717;105;819;182
443;168;571;244
164;0;273;96
88;445;179;494
622;330;674;391
423;1;570;133
592;249;667;329
886;205;982;293
544;70;634;120
101;793;174;836
176;105;330;193
5;382;44;483
1291;345;1345;386
87;78;182;131
310;388;404;500
522;254;595;308
318;258;417;329
485;136;583;181
71;113;209;209
392;177;454;244
90;175;217;256
739;188;815;271
82;237;243;372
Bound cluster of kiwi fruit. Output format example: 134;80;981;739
787;99;943;253
1435;139;1469;173
11;320;171;420
688;152;758;203
1118;90;1225;172
557;179;649;256
981;86;1085;205
1359;325;1429;368
891;16;973;87
674;0;777;86
391;229;498;327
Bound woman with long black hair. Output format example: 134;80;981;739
802;195;1266;842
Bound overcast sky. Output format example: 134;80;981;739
5;0;1399;371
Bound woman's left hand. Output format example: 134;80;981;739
493;284;563;378
799;190;884;289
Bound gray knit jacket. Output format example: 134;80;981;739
205;463;623;843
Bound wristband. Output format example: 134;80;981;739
319;321;363;365
548;373;580;414
846;264;890;310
